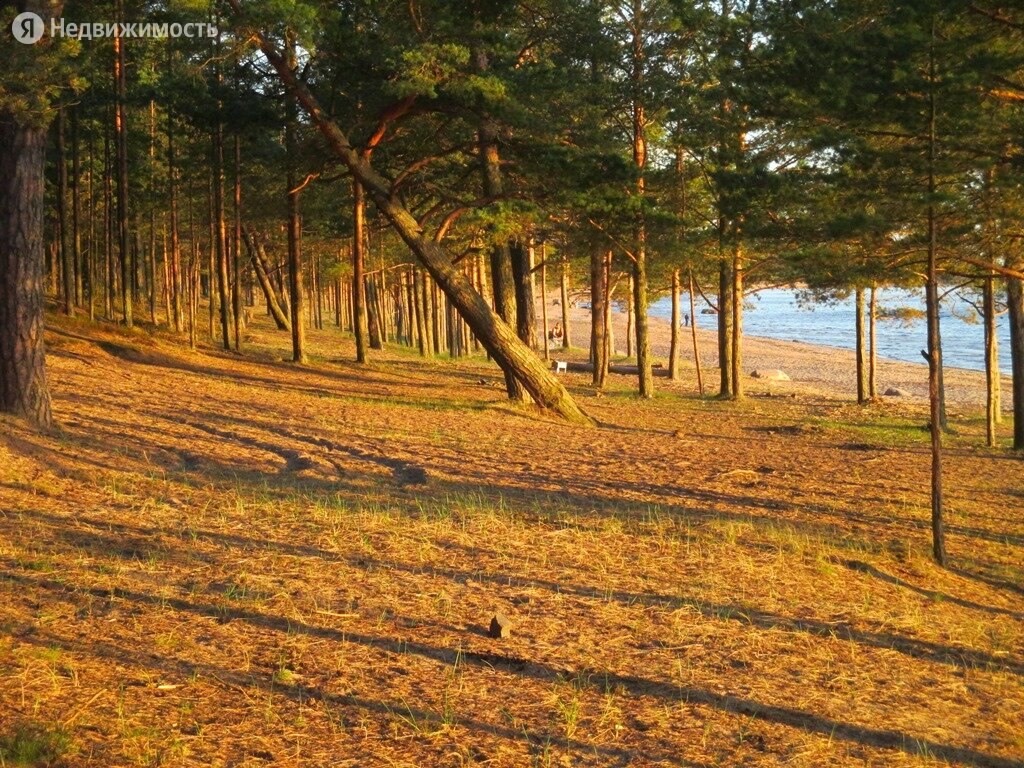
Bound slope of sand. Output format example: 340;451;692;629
537;297;1013;410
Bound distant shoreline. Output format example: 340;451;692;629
538;297;1012;411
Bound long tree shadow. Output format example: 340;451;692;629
11;630;697;768
8;510;1022;678
4;569;1021;768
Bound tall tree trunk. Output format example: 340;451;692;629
148;100;158;325
625;274;633;359
540;244;549;361
56;106;73;315
1008;274;1024;451
669;268;680;380
0;113;53;427
689;270;704;395
926;24;945;565
285;30;305;362
413;267;428;356
114;2;132;328
104;124;113;320
352;178;370;361
511;240;536;350
718;256;733;397
560;257;571;349
731;244;743;399
869;286;877;399
984;270;1000;447
232;134;242;351
71;106;83;307
629;0;652;398
590;244;607;388
856;287;867;404
167;108;182;331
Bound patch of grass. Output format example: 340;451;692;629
0;723;74;767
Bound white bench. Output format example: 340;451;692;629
553;360;568;374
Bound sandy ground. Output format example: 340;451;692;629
536;297;1014;410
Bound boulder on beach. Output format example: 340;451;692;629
884;387;907;397
751;369;790;381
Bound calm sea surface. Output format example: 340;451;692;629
648;287;1013;373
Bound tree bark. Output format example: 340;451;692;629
731;244;743;399
669;269;680;380
540;245;549;361
560;257;571;349
869;286;877;399
352;177;370;362
984;270;999;446
718;257;733;397
856;287;867;404
285;30;305;363
511;239;537;351
590;244;608;388
1008;274;1024;450
926;25;945;565
56;106;73;315
114;1;132;328
0;116;53;427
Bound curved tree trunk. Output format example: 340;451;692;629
243;229;289;331
246;24;592;425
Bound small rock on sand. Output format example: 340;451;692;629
489;613;512;639
751;369;790;381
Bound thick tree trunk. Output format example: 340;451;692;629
1008;275;1024;451
856;287;867;404
511;240;537;351
718;258;733;397
0;117;53;428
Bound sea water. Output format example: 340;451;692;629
648;287;1013;373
